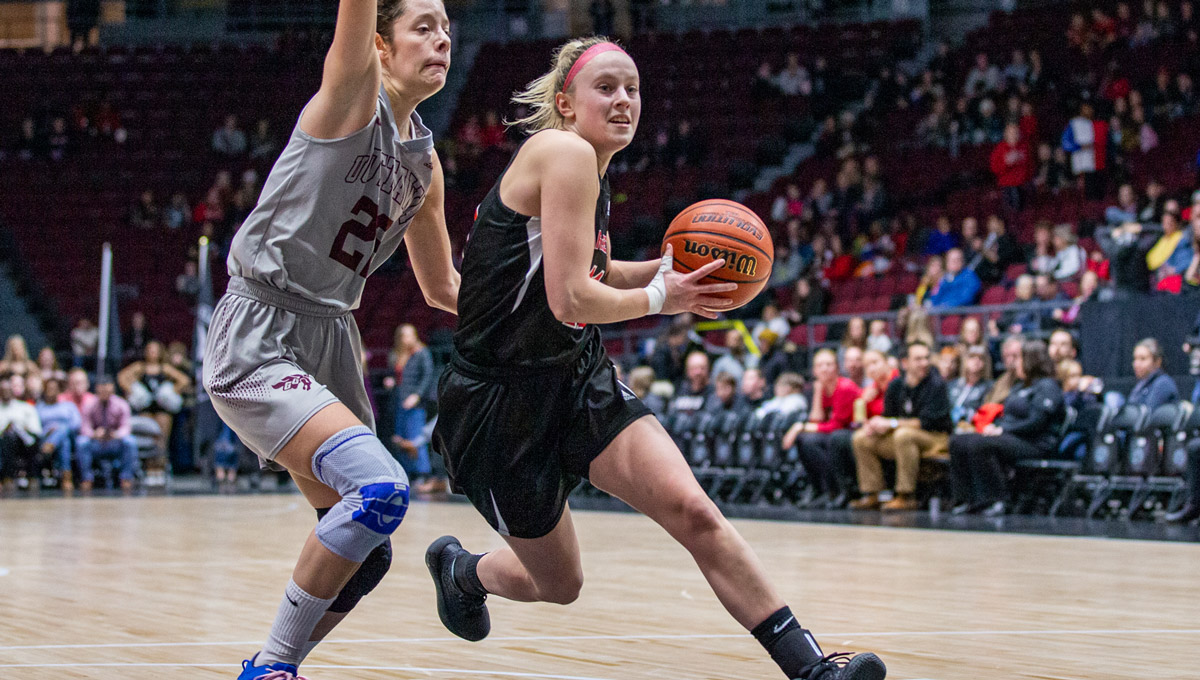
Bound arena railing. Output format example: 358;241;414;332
598;298;1075;360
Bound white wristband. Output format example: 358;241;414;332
644;252;672;315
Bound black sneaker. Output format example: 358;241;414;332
795;652;886;680
425;535;490;641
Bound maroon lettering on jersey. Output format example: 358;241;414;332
272;374;313;391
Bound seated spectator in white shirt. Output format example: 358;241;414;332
1051;225;1088;281
757;372;809;417
0;375;42;490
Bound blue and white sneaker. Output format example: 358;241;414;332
237;653;308;680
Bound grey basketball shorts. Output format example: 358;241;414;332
202;277;375;470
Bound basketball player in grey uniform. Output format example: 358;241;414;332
200;2;459;678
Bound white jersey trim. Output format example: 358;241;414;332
511;217;543;312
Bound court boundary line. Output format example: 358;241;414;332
1;628;1198;652
0;663;619;679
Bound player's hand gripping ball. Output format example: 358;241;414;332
662;199;774;310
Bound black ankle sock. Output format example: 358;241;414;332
751;606;825;679
451;551;488;597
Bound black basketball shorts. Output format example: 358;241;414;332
432;338;652;539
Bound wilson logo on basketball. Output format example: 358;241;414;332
682;239;758;277
272;374;313;392
690;212;765;241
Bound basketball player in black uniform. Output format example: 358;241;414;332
426;37;886;680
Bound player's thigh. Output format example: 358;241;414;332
274;401;370;482
589;415;721;538
291;466;344;508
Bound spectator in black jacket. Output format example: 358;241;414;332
669;351;713;416
972;214;1025;284
649;319;701;386
122;311;154;364
1127;338;1178;409
950;339;1065;517
1096;220;1161;293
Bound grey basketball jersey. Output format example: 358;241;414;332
228;85;434;310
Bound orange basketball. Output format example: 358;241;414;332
662;199;773;310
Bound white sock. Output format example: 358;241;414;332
257;579;335;667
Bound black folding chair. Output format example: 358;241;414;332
1065;404;1147;518
1012;405;1078;514
1127;402;1194;516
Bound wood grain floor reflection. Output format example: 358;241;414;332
1;495;1196;679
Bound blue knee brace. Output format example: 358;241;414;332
311;426;410;562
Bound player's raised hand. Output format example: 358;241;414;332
659;245;738;318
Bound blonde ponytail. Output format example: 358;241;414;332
508;35;616;133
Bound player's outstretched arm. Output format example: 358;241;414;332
299;0;383;140
405;151;460;314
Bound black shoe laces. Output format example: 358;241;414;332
799;652;853;680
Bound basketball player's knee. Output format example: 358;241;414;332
534;571;584;605
311;426;410;562
675;490;726;539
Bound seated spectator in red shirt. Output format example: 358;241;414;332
1087;249;1111;280
821;235;856;282
192;188;225;226
856;349;898;421
771;183;805;224
783;349;862;508
990;123;1032;212
480;110;506;149
1091;8;1118;46
456;115;482;156
1019;101;1038;143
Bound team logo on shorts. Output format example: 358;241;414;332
273;374;313;391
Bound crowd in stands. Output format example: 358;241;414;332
0;323;194;492
752;0;1200;320
2;2;1200;524
622;306;1198;519
0;316;448;495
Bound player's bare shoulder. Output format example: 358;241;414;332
521;129;598;173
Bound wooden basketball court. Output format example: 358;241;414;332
1;495;1196;679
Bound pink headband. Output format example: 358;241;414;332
562;42;629;92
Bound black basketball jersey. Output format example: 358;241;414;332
453;142;612;373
